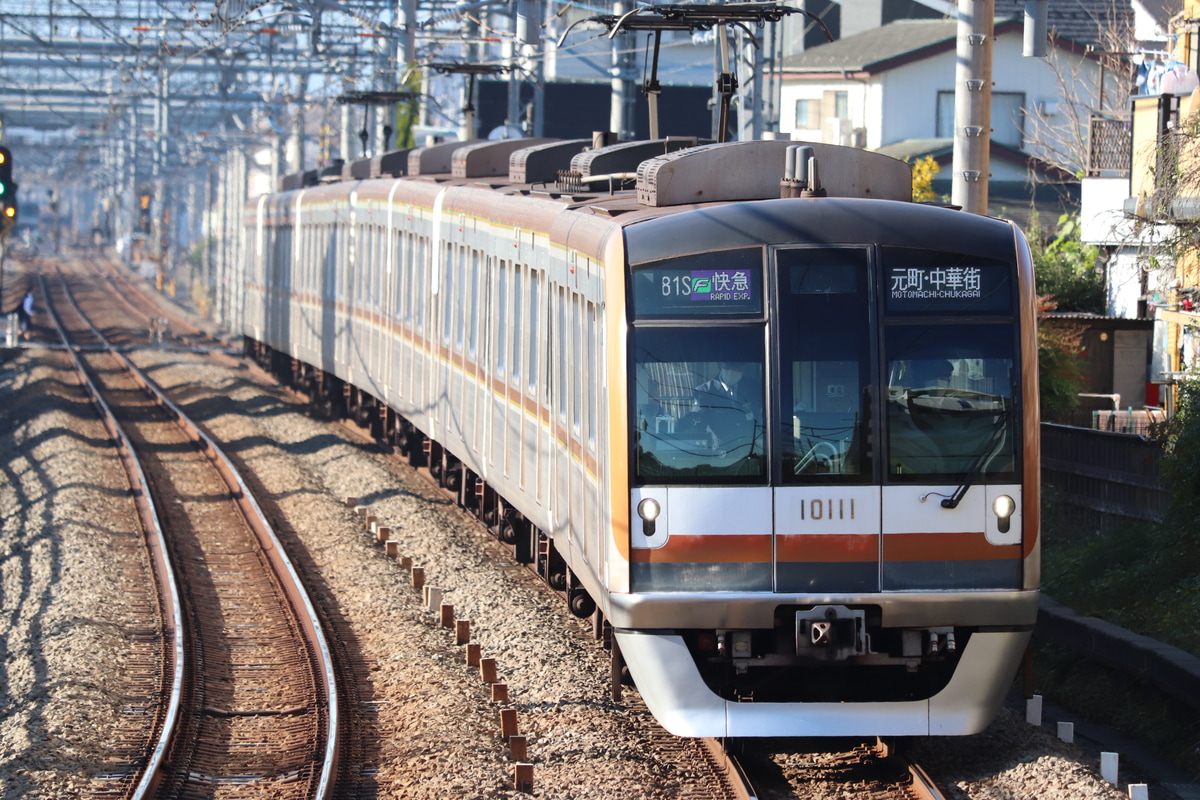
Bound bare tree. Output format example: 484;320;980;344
1020;0;1166;177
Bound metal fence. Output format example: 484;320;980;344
1040;422;1169;526
1053;407;1167;437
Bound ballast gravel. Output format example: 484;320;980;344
0;335;1153;799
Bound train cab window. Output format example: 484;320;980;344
881;249;1018;481
884;325;1017;481
776;248;871;482
632;326;766;483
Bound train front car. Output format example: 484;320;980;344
612;195;1039;738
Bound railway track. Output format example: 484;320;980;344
62;251;953;799
40;265;341;798
732;737;948;800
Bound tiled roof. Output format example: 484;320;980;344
785;0;1173;71
995;0;1102;46
992;0;1167;47
782;19;957;72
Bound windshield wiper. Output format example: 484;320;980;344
940;409;1010;509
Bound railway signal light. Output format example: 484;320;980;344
139;193;153;234
0;147;16;232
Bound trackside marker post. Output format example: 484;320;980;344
1025;694;1042;726
514;763;533;793
500;708;519;740
1101;752;1119;784
509;734;527;761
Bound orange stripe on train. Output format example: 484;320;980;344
883;532;1021;562
776;534;879;563
630;535;771;564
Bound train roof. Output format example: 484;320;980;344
262;137;1029;262
275;136;914;214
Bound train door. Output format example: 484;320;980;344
772;248;880;593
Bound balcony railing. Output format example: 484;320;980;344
1086;113;1131;177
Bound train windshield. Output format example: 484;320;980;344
632;326;767;482
881;248;1018;482
629;245;1018;486
884;324;1016;481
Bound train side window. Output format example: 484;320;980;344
442;245;455;345
375;226;384;310
399;232;408;321
557;287;568;422
511;265;523;384
527;271;540;397
586;301;598;449
776;248;871;483
455;246;468;352
402;232;413;323
469;250;481;358
414;236;426;333
497;262;508;377
571;293;583;435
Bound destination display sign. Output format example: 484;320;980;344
882;248;1013;314
631;247;763;317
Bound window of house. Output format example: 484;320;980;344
833;91;848;119
795;99;820;129
937;90;1026;149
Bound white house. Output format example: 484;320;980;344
777;17;1108;177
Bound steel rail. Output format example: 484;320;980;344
908;759;948;800
47;266;341;799
699;738;758;800
37;270;186;798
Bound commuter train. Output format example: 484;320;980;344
241;134;1040;738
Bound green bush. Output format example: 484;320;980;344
1030;211;1105;314
1159;372;1200;556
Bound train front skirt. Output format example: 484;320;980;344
614;628;1032;738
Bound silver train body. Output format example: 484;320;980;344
242;137;1040;738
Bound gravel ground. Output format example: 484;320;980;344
0;322;1160;798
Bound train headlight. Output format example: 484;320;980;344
992;494;1017;534
637;497;661;537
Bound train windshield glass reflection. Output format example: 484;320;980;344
884;324;1018;482
630;247;763;318
632;326;767;483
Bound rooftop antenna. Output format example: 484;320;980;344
560;4;830;143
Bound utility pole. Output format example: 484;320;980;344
610;2;637;139
951;0;993;214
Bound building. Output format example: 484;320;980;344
1079;0;1197;409
778;17;1109;173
